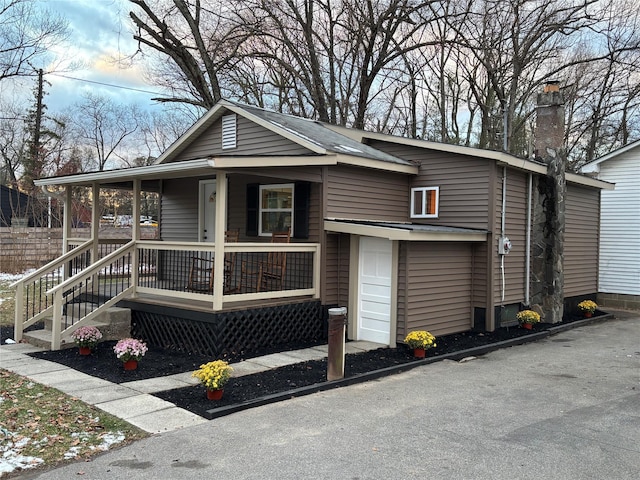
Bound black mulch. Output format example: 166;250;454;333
2;311;608;419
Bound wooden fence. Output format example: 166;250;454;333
0;226;158;273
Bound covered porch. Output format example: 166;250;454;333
13;161;325;351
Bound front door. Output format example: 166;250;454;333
200;180;216;242
357;237;392;344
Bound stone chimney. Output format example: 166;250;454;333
531;81;566;324
534;81;565;161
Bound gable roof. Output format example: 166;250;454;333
580;139;640;174
155;99;414;169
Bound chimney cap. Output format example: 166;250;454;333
543;81;561;93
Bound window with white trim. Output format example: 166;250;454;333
259;184;294;235
410;186;439;218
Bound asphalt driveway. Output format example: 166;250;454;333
26;312;640;480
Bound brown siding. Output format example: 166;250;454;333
325;165;408;221
402;242;473;338
227;174;321;242
396;242;407;339
367;140;492;229
323;233;350;306
493;168;529;304
175;115;313;161
472;242;488;307
160;177;200;241
565;184;600;296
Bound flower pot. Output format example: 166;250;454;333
413;348;426;358
583;312;592;318
78;346;91;356
123;359;138;371
206;388;224;400
521;322;533;330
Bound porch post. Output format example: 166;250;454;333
212;172;227;310
62;186;72;279
131;179;141;293
91;183;100;264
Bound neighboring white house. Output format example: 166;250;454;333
581;140;640;310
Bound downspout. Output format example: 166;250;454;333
500;167;507;305
525;173;532;306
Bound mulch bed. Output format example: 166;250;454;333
3;311;608;419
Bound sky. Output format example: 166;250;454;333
3;0;165;115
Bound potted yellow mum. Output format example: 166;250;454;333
404;330;436;358
192;360;234;400
577;300;597;318
516;310;541;330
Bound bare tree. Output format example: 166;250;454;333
68;93;140;171
0;0;68;82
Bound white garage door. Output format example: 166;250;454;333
358;237;392;344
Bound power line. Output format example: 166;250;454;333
47;73;164;96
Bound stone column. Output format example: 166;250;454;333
531;82;566;324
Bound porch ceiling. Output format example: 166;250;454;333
324;220;488;242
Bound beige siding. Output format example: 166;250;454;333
565;184;600;296
493;168;529;304
325;165;408;221
402;242;473;338
367;141;492;229
160;177;200;241
174;115;313;161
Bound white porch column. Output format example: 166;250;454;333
62;186;72;254
131;180;141;293
91;183;100;264
212;172;227;310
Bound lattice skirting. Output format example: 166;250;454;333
129;300;325;357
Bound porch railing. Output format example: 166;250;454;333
13;239;321;350
135;241;321;305
11;238;94;341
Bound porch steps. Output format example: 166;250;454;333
22;303;132;350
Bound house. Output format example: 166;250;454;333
13;98;612;354
1;185;38;227
580;140;640;310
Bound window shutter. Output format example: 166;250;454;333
246;183;258;236
293;182;310;239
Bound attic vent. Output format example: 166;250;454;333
222;114;237;149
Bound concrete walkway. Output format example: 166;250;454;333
0;340;384;434
8;311;640;480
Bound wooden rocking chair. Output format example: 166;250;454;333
239;229;290;293
187;229;239;293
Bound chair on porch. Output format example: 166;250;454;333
187;229;239;294
239;229;290;293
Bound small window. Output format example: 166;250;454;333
411;187;439;218
221;114;237;149
259;184;294;236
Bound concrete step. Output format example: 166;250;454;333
23;306;132;350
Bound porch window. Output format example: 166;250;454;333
410;186;439;218
259;184;294;236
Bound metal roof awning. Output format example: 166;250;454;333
324;219;488;242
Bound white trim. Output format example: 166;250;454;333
410;186;439;218
580;139;640;172
34;159;213;186
258;183;294;236
324;220;487;242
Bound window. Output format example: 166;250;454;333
410;186;439;218
259;184;294;235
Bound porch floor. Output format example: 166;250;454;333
0;339;385;433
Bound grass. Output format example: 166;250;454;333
0;369;148;477
0;278;15;326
